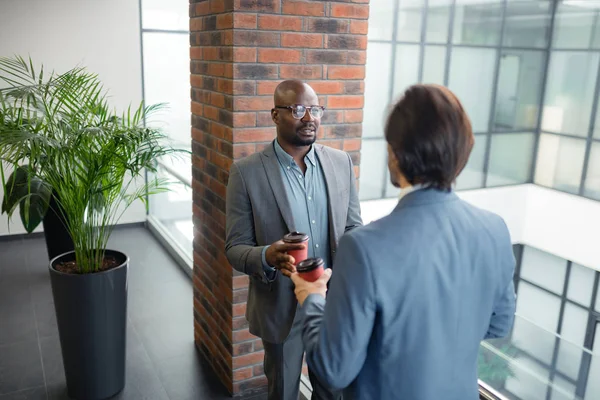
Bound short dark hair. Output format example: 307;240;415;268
384;84;474;191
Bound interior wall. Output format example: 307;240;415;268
0;0;145;236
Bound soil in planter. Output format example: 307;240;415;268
55;256;120;274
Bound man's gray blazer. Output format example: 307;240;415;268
225;141;362;344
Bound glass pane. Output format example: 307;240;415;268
534;134;586;194
567;263;596;306
363;42;392;139
142;0;189;31
393;45;421;97
426;0;452;43
359;140;387;201
561;303;588;347
504;354;552;399
503;0;552;48
368;0;395;41
553;2;598;49
586;344;600;399
515;282;561;342
453;0;503;46
493;50;545;131
143;32;191;149
397;0;424;42
521;246;568;294
422;45;446;85
550;375;577;400
541;51;600;136
456;134;486;190
149;167;193;258
583;142;600;200
487;133;535;186
556;340;583;381
596;283;600;312
448;47;496;132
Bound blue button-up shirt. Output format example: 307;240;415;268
262;140;331;278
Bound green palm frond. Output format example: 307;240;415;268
0;56;185;273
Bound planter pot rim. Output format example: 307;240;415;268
49;249;129;277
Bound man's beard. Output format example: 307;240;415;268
291;130;317;146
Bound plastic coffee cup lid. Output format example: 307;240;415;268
297;257;324;273
283;232;309;243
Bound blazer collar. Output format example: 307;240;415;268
395;188;458;210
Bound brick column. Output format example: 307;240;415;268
190;0;370;397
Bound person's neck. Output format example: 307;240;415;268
277;139;311;165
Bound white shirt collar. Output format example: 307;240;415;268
398;183;426;202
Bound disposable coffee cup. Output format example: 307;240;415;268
297;258;325;283
283;232;309;265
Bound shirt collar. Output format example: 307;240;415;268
274;139;316;167
398;183;427;202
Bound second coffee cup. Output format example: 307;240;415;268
283;232;309;265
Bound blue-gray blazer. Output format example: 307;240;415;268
300;188;516;400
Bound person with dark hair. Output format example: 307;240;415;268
284;84;516;399
225;80;362;400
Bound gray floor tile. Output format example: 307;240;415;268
44;384;68;400
38;337;64;386
27;268;53;306
33;302;58;339
112;348;169;400
157;351;231;400
0;386;47;400
0;300;37;347
128;278;192;323
0;340;45;395
133;312;195;364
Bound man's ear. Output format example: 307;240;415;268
271;108;279;125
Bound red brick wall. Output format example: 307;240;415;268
190;0;370;396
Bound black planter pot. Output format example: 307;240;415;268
49;250;129;400
43;193;74;261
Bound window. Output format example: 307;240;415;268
453;0;503;46
363;42;392;139
492;50;545;132
583;142;600;199
448;48;496;133
143;33;191;148
553;2;600;49
503;0;552;49
141;0;192;267
520;246;567;294
397;0;424;42
362;0;600;202
358;140;388;201
567;263;596;306
534;134;586;194
393;45;421;96
487;133;535;186
456;134;486;190
541;52;599;137
422;45;446;85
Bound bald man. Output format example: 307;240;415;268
225;80;362;400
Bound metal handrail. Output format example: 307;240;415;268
156;160;192;188
479;380;508;400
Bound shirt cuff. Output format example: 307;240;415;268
261;245;277;282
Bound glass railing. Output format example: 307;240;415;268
478;315;600;400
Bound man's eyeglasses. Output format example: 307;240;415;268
274;105;325;120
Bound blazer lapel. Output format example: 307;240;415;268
260;142;296;232
315;145;341;252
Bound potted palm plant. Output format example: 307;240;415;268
0;56;182;399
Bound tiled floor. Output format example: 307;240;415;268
0;226;255;400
